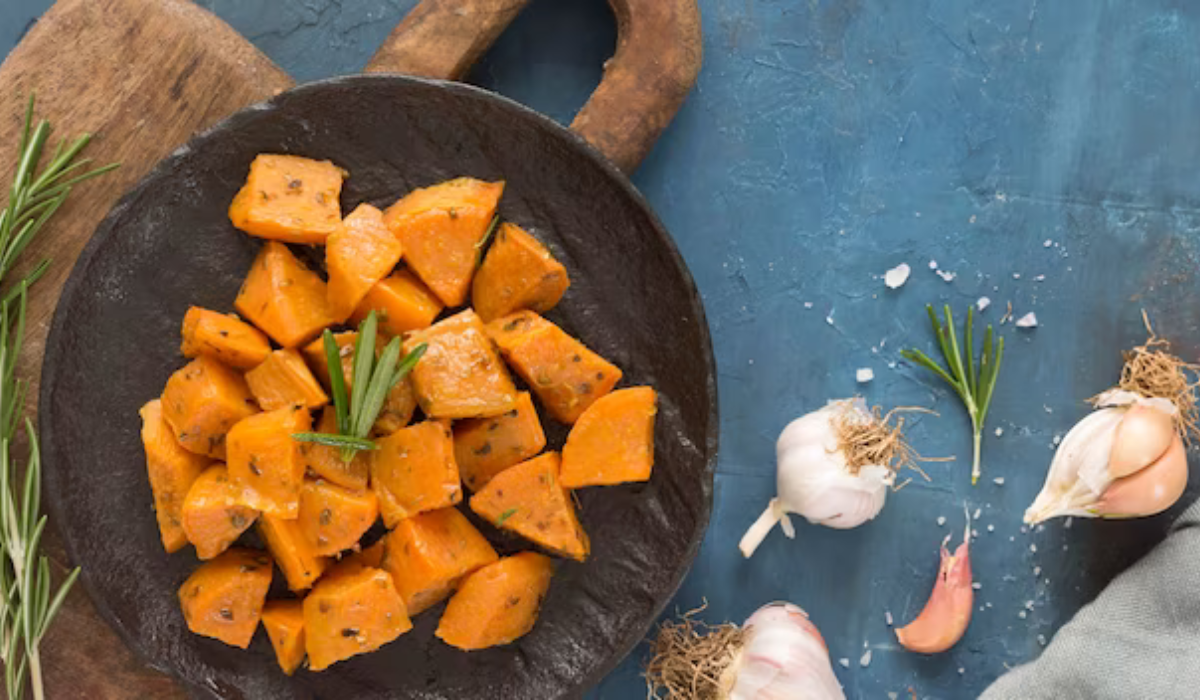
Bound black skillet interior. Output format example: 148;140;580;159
38;75;716;699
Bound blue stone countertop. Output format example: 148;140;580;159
6;1;1200;698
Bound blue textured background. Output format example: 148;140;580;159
6;1;1200;698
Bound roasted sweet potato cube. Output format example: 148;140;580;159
161;356;258;459
303;565;412;671
228;154;344;245
371;420;462;527
140;399;209;553
374;375;417;436
435;552;553;650
301;331;358;390
472;223;569;322
561;387;657;488
300;407;370;491
453;392;546;491
404;309;517;419
235;241;335;348
383;178;504;306
245;349;329;411
300;333;415;435
226;406;310;517
469;452;589;561
351;269;442;336
326;204;405;322
486;311;621;424
180;306;272;370
381;507;498;616
178;548;273;649
297;479;378;557
259;513;328;592
262;600;306;676
181;465;259;560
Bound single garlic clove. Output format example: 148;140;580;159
1093;434;1187;518
1107;404;1176;479
896;525;973;654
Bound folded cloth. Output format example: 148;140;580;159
981;499;1200;700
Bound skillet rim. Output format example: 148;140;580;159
38;73;718;698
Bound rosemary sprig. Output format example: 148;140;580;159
292;312;427;459
901;304;1005;484
0;95;117;700
474;214;500;266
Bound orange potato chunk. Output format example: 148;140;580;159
351;269;443;336
262;600;306;676
338;538;387;572
245;349;329;411
297;479;378;557
303;565;412;671
470;452;589;561
486;311;621;424
453;392;546;491
383;177;504;306
472;223;569;322
326;203;404;322
381;507;498;616
180;306;272;370
371;420;461;527
226;406;310;517
561;387;657;488
299;406;370;491
234;241;335;348
178;548;273;649
259;513;329;592
301;332;415;436
181;465;259;560
404;309;517;419
435;552;553;650
161;356;258;459
228;154;344;245
140;399;209;553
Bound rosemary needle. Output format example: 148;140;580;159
901;304;1005;485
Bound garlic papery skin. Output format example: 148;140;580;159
720;603;846;700
739;400;893;558
1026;391;1182;524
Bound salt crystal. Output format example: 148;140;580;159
937;516;947;526
1025;600;1035;610
888;693;899;700
1044;405;1053;414
1065;517;1073;529
995;427;1004;437
1019;611;1027;619
825;314;835;326
977;296;992;311
958;667;966;675
838;658;850;669
936;269;957;282
1033;566;1041;576
1013;272;1022;279
804;301;813;309
929;259;938;270
1021;526;1028;534
884;263;911;289
974;508;982;519
1062;544;1069;552
987;602;993;608
1030;544;1038;553
1034;274;1045;282
1043;239;1053;248
885;611;894;626
972;529;979;537
1045;578;1051;585
987;524;995;532
1052;434;1062;446
856;368;875;383
1038;634;1047;646
993;477;1006;486
860;649;873;667
1016;312;1038;328
972;582;982;590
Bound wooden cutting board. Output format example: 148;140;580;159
0;0;699;696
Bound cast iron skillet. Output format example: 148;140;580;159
37;5;715;699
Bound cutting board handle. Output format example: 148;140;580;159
365;0;702;174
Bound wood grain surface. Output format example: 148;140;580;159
0;0;700;696
0;0;290;696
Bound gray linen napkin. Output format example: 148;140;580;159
981;499;1200;700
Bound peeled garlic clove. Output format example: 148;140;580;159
896;527;973;654
1107;403;1176;479
1093;434;1187;518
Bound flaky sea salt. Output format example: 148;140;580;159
972;582;982;590
977;296;992;311
993;477;1006;486
885;263;911;289
936;269;957;282
1016;312;1038;328
860;649;873;667
857;368;875;383
995;427;1004;437
937;516;947;526
838;658;850;669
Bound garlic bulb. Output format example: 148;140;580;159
721;603;846;700
739;399;899;558
1026;390;1187;524
645;602;845;700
